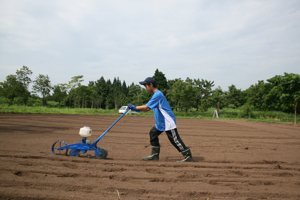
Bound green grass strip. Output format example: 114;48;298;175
0;104;298;124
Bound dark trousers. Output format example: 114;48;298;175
149;126;187;152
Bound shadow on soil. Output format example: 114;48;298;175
164;156;204;162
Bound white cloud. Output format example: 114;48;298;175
0;0;299;91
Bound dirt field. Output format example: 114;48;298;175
0;113;299;200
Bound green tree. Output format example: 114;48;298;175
76;85;90;108
68;75;84;90
16;66;33;105
193;79;203;111
128;83;143;105
140;88;152;104
88;81;95;87
0;75;24;105
52;84;68;105
182;78;196;112
88;85;101;108
211;86;224;109
32;74;52;106
67;75;84;108
245;80;271;110
95;76;108;109
105;79;112;109
267;73;300;125
224;84;246;108
122;81;129;96
166;79;176;108
201;80;214;111
112;77;123;109
153;69;168;95
167;78;185;111
193;79;214;111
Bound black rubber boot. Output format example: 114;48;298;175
142;146;160;161
177;148;193;162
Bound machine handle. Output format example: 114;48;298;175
93;108;130;145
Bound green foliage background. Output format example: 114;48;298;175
0;66;299;124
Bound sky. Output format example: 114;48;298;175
0;0;299;91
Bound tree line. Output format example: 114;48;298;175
0;66;299;122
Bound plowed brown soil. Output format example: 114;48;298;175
0;113;299;200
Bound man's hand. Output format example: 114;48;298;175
128;103;135;110
128;103;140;112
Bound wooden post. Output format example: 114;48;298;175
217;102;220;117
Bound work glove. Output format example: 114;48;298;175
128;103;140;113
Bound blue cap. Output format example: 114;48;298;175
139;77;156;85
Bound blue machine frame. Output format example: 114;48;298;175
52;107;130;158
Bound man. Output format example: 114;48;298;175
128;77;193;162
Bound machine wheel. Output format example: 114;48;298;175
95;147;108;159
52;140;68;156
69;149;80;157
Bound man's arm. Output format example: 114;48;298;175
136;105;151;111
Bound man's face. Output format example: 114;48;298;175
144;83;153;93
